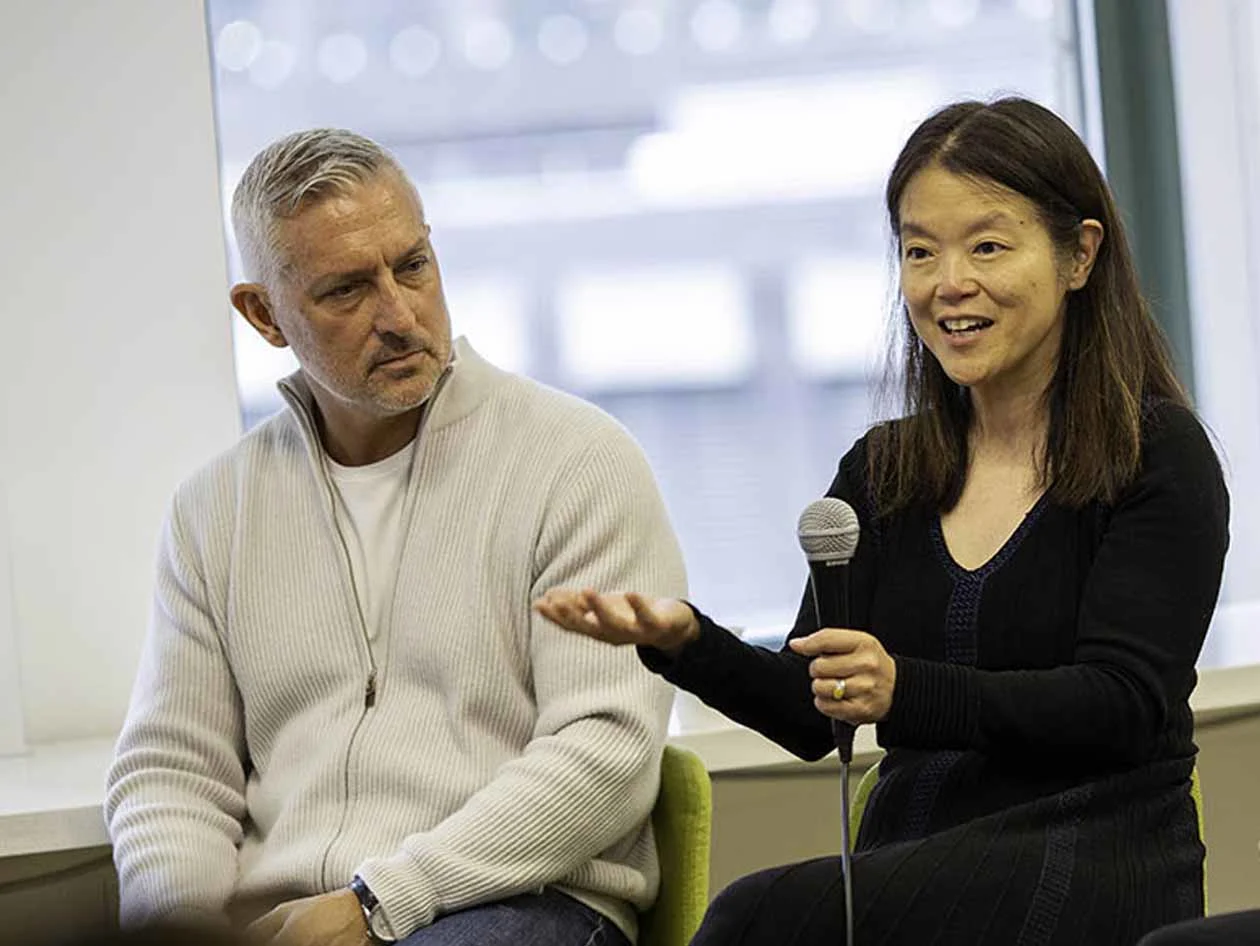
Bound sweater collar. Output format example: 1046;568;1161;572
276;336;499;454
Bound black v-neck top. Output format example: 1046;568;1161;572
644;401;1228;841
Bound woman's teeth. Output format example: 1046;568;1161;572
941;317;994;335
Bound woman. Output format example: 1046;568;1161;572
536;97;1229;945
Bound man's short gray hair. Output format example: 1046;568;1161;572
231;128;409;283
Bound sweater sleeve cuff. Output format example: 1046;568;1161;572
353;858;431;941
877;656;980;749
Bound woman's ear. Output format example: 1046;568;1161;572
1067;219;1104;291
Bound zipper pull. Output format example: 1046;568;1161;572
365;669;377;708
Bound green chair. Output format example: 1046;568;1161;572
848;760;1210;910
849;761;881;839
1191;766;1209;913
639;744;713;946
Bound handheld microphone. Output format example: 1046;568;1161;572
796;497;861;762
796;497;860;945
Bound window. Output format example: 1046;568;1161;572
1170;0;1260;671
207;0;1090;640
555;265;754;391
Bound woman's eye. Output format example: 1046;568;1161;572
974;241;1004;256
904;246;930;261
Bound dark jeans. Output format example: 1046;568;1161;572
1138;911;1260;945
396;889;629;946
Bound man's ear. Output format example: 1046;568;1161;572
1066;219;1104;291
230;283;288;348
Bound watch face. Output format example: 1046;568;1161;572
368;908;398;943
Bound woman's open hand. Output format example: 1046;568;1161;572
534;589;700;658
789;628;897;725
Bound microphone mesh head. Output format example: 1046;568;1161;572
797;498;860;565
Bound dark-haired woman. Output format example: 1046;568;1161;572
536;97;1229;945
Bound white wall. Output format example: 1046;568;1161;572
0;500;24;753
0;2;241;744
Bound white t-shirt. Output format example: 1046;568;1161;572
326;442;414;641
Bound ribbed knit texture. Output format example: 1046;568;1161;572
105;339;686;940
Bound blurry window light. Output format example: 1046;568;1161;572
422;171;630;228
929;0;982;29
232;317;298;414
216;20;263;72
443;275;531;375
786;257;890;379
390;26;442;78
691;0;744;52
220;169;245;242
556;266;754;391
1017;0;1056;21
317;33;368;84
249;39;297;90
462;16;514;71
629;73;935;205
768;0;822;45
538;149;590;186
841;0;900;34
415;76;936;227
428;149;473;183
538;14;589;66
614;7;665;56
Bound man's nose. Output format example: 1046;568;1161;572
373;275;418;336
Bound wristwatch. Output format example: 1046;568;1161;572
349;874;398;943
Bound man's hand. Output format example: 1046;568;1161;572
246;889;371;946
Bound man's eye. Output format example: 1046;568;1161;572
400;256;428;274
904;246;930;261
974;241;1004;255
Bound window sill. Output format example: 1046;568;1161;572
4;663;1259;859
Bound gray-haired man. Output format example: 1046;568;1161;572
106;129;686;946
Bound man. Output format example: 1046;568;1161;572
105;128;686;946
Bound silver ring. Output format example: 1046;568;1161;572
831;678;848;701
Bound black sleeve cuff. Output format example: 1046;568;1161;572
877;656;980;749
636;602;732;687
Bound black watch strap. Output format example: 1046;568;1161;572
349;874;379;914
349;874;389;942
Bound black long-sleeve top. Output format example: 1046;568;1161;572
644;401;1228;839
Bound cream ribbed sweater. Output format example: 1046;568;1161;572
105;339;686;940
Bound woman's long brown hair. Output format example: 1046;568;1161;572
870;97;1188;514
